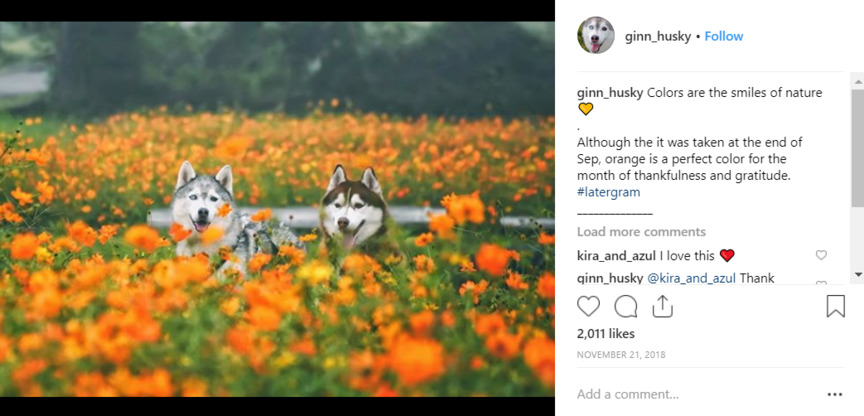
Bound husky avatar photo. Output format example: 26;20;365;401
578;16;614;54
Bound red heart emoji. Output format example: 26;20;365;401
720;249;735;262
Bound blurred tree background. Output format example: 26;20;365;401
0;22;554;117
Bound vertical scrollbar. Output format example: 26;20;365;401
852;73;864;283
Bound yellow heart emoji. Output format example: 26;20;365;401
579;102;593;115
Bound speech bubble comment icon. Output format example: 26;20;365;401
615;295;638;318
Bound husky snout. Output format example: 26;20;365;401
193;208;211;232
591;35;599;42
337;217;349;229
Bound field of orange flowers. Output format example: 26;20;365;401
0;109;554;396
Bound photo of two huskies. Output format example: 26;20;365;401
0;22;555;397
173;161;389;279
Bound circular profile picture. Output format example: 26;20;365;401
578;17;614;54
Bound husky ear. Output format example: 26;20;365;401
361;167;382;196
215;165;233;197
176;161;196;191
327;165;347;193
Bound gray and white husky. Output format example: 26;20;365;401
172;160;304;278
320;165;389;249
582;16;614;54
173;161;244;258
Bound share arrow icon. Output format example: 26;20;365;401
653;295;673;318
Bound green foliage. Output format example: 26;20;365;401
9;22;553;118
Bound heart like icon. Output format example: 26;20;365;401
816;250;827;260
579;102;593;115
578;296;600;317
720;249;735;262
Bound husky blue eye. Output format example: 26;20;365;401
190;195;198;200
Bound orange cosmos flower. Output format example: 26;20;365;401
226;326;255;355
66;220;97;247
388;335;445;387
277;245;306;266
537;272;555;299
73;373;118;397
428;213;456;240
485;331;522;360
459;280;489;305
11;187;34;207
413;255;435;273
538;232;555;245
143;198;154;206
414;232;434;247
36;231;51;244
441;192;485;225
475;243;518;277
341;254;381;278
409;310;435;337
460;260;476;272
98;225;119;244
10;233;39;260
221;297;241;316
290;338;317;356
12;359;48;385
523;337;555;387
144;369;174;397
31;288;62;319
246;305;281;331
474;312;506;337
35;181;54;205
200;226;225;245
169;223;192;242
440;310;455;328
181;378;209;397
124;225;162;253
248;253;272;273
1;202;23;223
299;233;318;242
250;208;272;222
214;135;253;160
25;149;49;166
373;385;399;397
505;271;529;290
348;350;385;392
217;203;232;218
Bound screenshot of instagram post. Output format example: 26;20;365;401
0;17;556;403
561;2;864;414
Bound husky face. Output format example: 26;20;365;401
582;17;614;54
172;161;237;241
320;165;387;249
